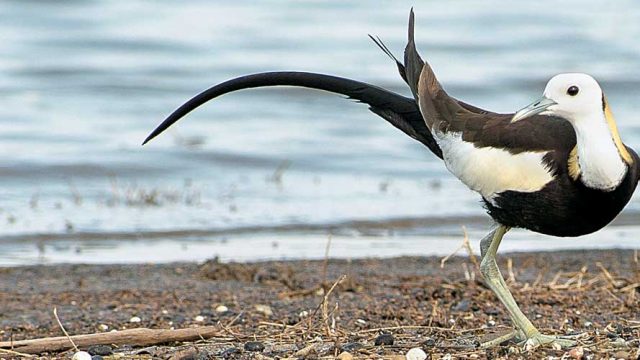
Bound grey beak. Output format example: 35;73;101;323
511;96;557;123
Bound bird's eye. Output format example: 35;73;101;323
567;86;579;96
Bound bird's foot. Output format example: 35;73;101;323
480;330;581;349
520;333;577;350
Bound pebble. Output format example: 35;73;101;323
87;344;113;356
337;351;353;360
220;347;241;358
422;337;436;347
405;347;427;360
374;333;395;346
566;346;584;359
72;352;92;360
452;299;470;312
194;315;205;322
215;305;229;313
340;342;363;352
98;324;108;331
255;304;273;317
299;310;309;318
129;316;141;323
244;341;265;352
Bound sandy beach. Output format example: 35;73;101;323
0;249;638;359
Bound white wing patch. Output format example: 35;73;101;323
435;132;554;203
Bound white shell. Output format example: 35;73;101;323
72;351;92;360
405;347;427;360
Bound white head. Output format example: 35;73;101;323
512;72;633;190
512;73;604;123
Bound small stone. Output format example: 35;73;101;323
374;333;395;346
485;308;500;316
422;337;436;347
98;324;108;331
129;316;141;323
244;341;265;352
442;354;452;360
299;310;309;318
356;319;366;325
405;347;427;360
220;347;241;358
255;304;273;317
194;315;205;322
72;352;92;360
452;299;470;312
87;344;113;356
584;321;593;327
337;351;353;360
566;346;584;359
340;342;363;352
488;320;496;326
216;305;229;313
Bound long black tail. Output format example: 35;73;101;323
143;71;442;159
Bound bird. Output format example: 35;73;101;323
144;10;639;348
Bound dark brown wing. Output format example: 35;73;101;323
403;9;577;158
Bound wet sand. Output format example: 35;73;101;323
0;249;639;359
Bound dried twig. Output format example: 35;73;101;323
461;226;480;272
0;348;34;358
0;327;226;355
53;307;79;352
322;275;346;336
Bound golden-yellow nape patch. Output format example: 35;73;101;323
603;96;633;164
567;146;580;180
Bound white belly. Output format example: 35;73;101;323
435;132;554;202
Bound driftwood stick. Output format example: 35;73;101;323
0;326;224;355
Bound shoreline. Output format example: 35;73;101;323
3;221;640;267
1;249;638;358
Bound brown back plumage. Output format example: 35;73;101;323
402;9;577;161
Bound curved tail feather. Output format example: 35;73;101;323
143;71;443;159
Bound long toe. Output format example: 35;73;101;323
521;333;577;350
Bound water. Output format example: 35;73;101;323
1;1;640;265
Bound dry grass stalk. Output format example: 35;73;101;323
322;275;346;336
53;307;79;352
440;226;477;270
0;348;34;358
507;258;516;284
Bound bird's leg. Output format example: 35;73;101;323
479;224;576;349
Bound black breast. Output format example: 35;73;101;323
485;156;639;237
